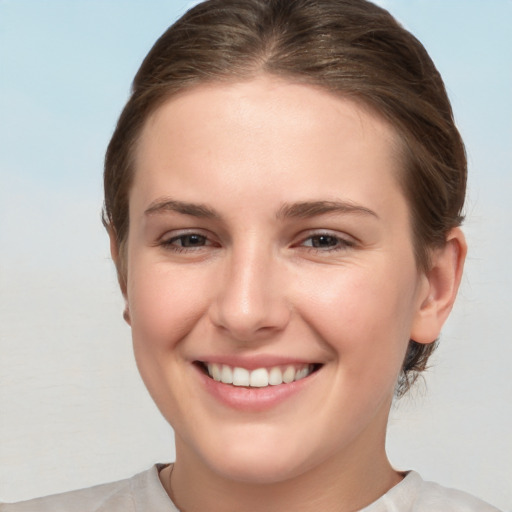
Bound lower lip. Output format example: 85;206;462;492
195;365;318;412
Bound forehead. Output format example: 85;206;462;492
132;76;405;215
138;77;400;155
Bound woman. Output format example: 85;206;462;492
1;0;502;510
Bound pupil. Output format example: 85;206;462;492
185;235;204;246
313;235;337;248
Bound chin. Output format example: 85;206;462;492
206;449;312;485
184;423;326;485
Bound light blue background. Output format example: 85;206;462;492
1;1;510;509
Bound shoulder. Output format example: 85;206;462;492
413;474;502;512
365;471;503;512
0;464;176;512
0;478;134;512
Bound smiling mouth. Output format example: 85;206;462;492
196;362;321;388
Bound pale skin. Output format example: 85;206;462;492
110;76;466;512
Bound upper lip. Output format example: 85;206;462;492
194;355;321;370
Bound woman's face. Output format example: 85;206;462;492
124;76;431;483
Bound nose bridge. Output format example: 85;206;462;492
210;237;289;340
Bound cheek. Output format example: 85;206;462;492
126;261;212;351
124;260;215;427
294;260;418;367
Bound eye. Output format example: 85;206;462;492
160;231;218;253
168;234;208;247
304;234;339;248
299;232;354;251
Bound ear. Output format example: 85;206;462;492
411;228;467;344
108;228;131;326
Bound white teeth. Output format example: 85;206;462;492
282;365;296;384
211;363;221;381
205;363;314;387
232;367;250;386
295;367;309;381
249;368;269;387
221;365;233;384
268;366;283;385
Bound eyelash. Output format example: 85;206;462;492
160;232;217;253
296;232;355;252
160;231;354;254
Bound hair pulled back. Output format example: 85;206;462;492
103;0;466;396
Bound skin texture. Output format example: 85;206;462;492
113;76;466;512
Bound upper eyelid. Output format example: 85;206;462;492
159;232;220;253
156;229;219;248
160;228;212;240
299;236;354;250
294;229;357;244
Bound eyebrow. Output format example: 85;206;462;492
144;198;221;219
144;198;378;221
276;200;379;219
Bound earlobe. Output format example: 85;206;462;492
123;305;132;326
411;228;467;344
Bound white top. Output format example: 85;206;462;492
0;464;502;511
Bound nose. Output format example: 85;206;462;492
208;243;291;342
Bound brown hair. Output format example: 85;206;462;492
103;0;466;396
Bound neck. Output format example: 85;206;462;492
160;426;402;512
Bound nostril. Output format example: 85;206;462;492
208;298;292;341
